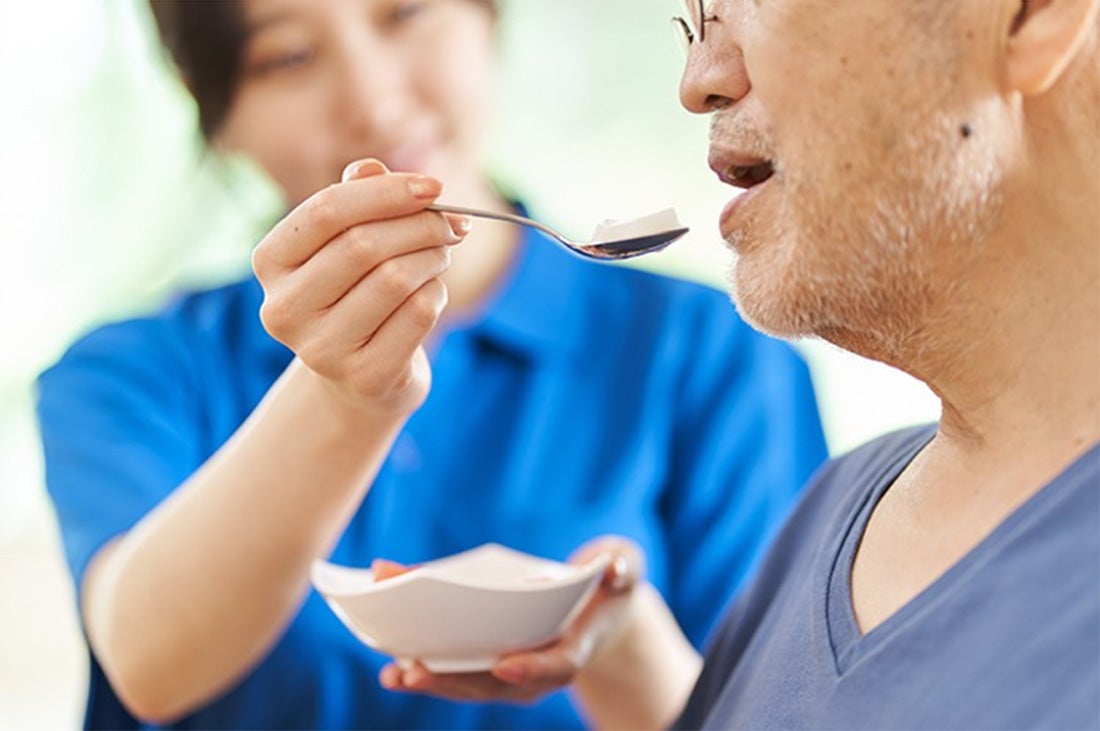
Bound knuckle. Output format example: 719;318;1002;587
250;243;271;278
374;260;416;300
407;281;446;327
407;301;439;329
341;226;377;268
425;276;449;305
303;189;338;229
258;296;292;339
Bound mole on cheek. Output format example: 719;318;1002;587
960;123;974;139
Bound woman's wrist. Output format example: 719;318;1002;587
285;358;420;436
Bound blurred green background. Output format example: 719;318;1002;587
0;1;937;727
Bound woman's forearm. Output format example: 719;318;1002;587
574;583;703;731
83;360;408;723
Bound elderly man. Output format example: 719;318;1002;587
379;0;1100;727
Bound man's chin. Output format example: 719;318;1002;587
728;268;816;340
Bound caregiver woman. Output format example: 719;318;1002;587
37;0;827;728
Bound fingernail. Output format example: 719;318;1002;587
448;215;471;240
610;556;630;592
341;159;388;183
408;176;442;199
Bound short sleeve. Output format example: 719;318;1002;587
36;317;205;595
660;294;828;648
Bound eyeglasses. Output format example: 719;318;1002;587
671;0;717;55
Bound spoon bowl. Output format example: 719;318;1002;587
428;205;688;261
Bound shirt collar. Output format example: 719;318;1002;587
468;217;590;361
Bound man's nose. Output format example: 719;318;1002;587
678;34;751;114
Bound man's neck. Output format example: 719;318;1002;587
848;176;1098;635
923;175;1099;465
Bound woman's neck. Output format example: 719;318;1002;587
437;177;521;320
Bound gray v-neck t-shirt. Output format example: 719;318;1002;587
677;426;1100;730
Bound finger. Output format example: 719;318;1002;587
379;663;405;690
442;213;472;239
390;661;564;704
279;210;461;314
403;666;520;702
568;535;645;593
340;161;469;245
261;242;450;359
289;275;445;399
347;273;446;364
258;173;446;271
403;662;435;690
371;559;414;582
315;247;451;353
606;553;639;593
493;647;577;688
341;158;389;182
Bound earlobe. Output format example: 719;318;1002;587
1005;0;1100;94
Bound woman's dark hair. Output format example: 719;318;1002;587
148;1;247;140
148;0;497;141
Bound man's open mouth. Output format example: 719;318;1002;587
722;161;775;190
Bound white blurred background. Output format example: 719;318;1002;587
0;1;938;728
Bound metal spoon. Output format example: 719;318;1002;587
427;205;688;261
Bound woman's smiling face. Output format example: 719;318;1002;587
215;0;497;207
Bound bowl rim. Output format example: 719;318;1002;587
312;543;610;597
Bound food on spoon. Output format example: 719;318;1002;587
589;208;683;245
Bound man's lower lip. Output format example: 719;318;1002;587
719;180;769;243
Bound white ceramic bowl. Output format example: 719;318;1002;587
311;543;609;673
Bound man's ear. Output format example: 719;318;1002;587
1006;0;1100;94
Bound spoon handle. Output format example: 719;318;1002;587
427;204;572;246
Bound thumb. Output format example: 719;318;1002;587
569;535;645;594
371;558;414;582
341;158;390;183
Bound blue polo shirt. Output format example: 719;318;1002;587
38;223;827;730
